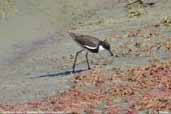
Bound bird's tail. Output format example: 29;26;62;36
67;32;77;40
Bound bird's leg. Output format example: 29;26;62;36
72;49;84;73
85;52;91;70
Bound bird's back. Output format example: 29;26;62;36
68;32;100;48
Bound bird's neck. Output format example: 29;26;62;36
98;45;105;51
98;41;105;52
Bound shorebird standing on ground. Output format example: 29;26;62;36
68;32;113;72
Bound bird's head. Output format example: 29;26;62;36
100;40;113;56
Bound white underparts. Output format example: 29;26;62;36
84;45;97;50
99;45;105;51
83;45;105;52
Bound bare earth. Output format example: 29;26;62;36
0;0;171;109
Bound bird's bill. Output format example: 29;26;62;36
109;50;113;56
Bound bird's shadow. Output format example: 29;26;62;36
29;69;87;79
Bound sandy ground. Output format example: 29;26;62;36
0;0;171;104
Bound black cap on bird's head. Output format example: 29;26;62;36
100;40;113;56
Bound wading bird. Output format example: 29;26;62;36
68;32;113;72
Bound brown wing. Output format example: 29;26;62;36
74;35;100;47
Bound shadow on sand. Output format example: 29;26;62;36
29;69;87;79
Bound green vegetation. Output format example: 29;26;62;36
0;0;17;21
